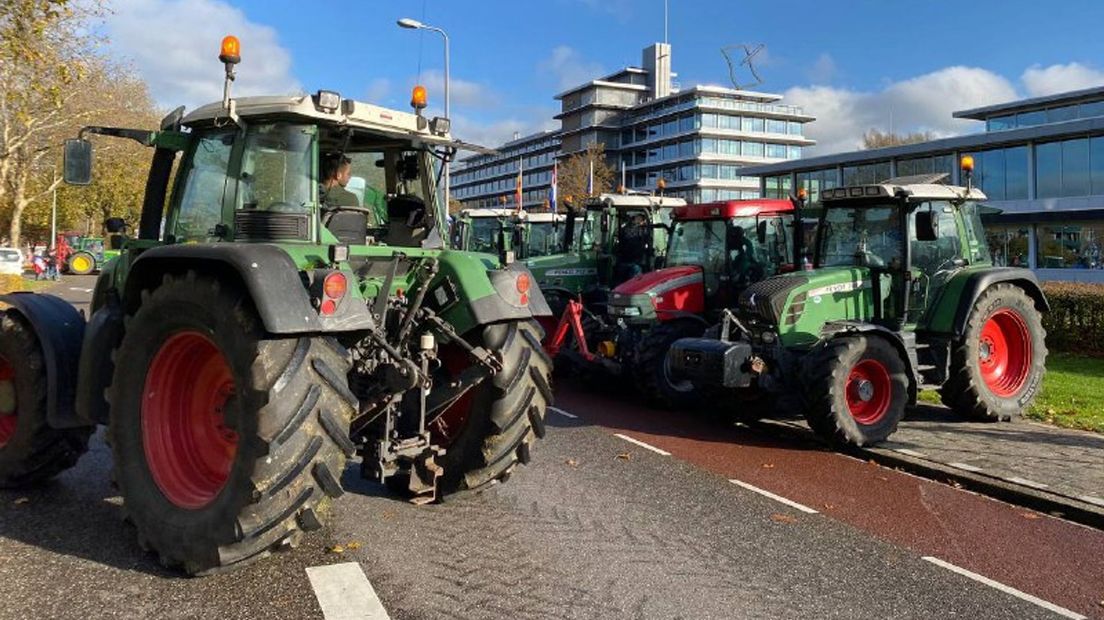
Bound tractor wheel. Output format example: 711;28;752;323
634;321;707;410
940;284;1047;422
803;335;908;447
430;320;552;496
0;312;92;487
108;272;356;575
67;251;96;276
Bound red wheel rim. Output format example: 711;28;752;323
141;331;238;509
845;359;892;425
0;355;17;449
429;345;476;447
978;309;1032;397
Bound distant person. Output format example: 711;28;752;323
32;254;46;280
615;214;648;283
728;225;759;285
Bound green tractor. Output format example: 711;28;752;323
669;164;1048;447
450;208;571;263
62;218;129;275
0;40;552;575
528;193;684;318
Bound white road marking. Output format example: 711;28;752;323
306;562;391;620
729;479;819;514
547;406;578;419
68;287;94;293
613;433;670;456
947;462;984;473
893;448;929;458
921;556;1086;620
1079;495;1104;508
1005;476;1050;490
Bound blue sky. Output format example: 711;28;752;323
106;0;1104;153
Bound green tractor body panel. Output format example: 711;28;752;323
763;266;882;348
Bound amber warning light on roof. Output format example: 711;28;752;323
219;35;241;65
960;155;975;173
411;85;428;111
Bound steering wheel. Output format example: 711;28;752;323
321;204;380;225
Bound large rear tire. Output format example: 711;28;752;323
802;335;908;447
431;320;552;496
634;320;706;409
67;252;96;276
0;312;91;487
940;284;1047;422
108;273;357;575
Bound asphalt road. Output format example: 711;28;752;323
0;277;1099;619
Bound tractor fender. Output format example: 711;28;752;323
0;293;87;429
474;262;553;324
947;268;1049;338
125;244;374;334
818;321;919;405
74;292;125;426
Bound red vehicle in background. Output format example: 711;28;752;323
547;198;802;408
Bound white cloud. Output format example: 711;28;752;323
807;53;837;85
785;66;1018;155
1021;62;1104;97
417;70;499;109
364;78;391;105
450;110;558;149
539;46;606;91
105;0;300;109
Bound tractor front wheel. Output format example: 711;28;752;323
803;335;908;446
940;284;1047;422
108;273;357;575
634;321;706;409
67;251;96;276
0;312;91;487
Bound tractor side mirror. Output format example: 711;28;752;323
756;220;768;244
63;139;93;185
916;210;938;241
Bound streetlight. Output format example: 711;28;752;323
397;17;451;208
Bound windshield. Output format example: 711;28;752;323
668;219;729;270
818;205;903;269
527;222;562;257
238;123;315;212
469;217;503;254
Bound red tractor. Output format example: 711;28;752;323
547;198;800;408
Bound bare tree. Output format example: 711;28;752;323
861;128;935;150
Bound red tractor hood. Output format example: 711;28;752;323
613;265;702;296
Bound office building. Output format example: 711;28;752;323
740;86;1104;281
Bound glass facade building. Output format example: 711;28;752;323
742;85;1104;282
451;43;814;209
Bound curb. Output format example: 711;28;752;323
755;419;1104;531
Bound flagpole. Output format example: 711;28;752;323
588;159;594;197
620;160;626;192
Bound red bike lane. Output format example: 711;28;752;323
555;385;1104;619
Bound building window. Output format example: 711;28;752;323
1046;105;1078;124
1035;137;1104;199
842;162;891;185
766;143;787;158
742;141;764;157
796;168;839;205
896;154;955;179
763;174;792;199
987;114;1015;131
985;224;1031;267
1081;100;1104;119
966;146;1028;201
1036;222;1104;269
1016;110;1046;127
767;119;787;134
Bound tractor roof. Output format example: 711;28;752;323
525;212;565;223
458;208;517;218
675;199;794;221
822;176;987;204
182;94;487;152
584;193;687;211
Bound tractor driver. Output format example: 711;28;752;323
320;154;359;210
728;224;760;286
615;213;649;284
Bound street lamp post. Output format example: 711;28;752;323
397;17;450;209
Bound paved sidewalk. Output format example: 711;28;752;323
763;403;1104;520
882;404;1104;505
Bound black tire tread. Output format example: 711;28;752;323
633;320;706;409
0;312;92;488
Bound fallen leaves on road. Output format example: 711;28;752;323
616;452;632;461
822;503;836;510
327;541;362;554
770;513;798;524
13;497;29;505
326;545;345;554
1020;512;1041;520
761;463;775;469
346;541;362;551
565;458;579;467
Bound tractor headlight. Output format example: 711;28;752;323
314;90;341;113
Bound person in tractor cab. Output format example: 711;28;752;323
320;153;361;212
615;213;649;284
727;223;760;287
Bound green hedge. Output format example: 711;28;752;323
1041;281;1104;355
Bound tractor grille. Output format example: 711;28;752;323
234;211;310;241
739;274;809;325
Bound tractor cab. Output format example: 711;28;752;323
607;199;796;324
450;208;521;258
523;211;569;258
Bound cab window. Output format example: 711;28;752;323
173;130;234;242
238;123;315;213
910;202;962;274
